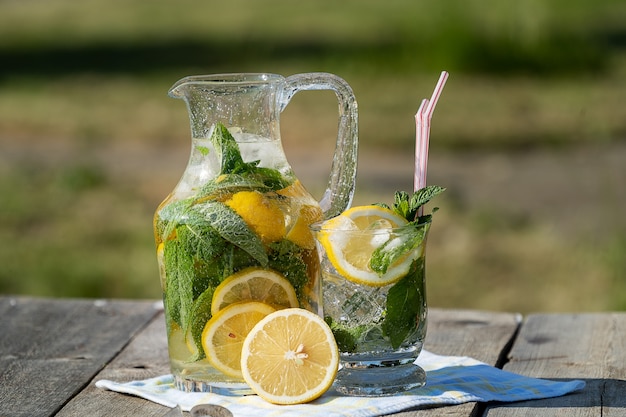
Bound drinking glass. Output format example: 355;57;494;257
311;220;430;396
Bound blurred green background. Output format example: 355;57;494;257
1;0;625;313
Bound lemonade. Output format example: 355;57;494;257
311;188;443;396
321;247;428;356
154;123;323;392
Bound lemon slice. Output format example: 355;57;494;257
241;308;339;405
318;205;412;287
224;190;286;244
285;204;323;249
156;242;166;290
276;181;323;249
202;301;276;378
211;268;299;315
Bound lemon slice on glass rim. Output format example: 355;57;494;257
317;205;415;287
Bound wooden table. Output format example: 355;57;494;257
2;296;625;417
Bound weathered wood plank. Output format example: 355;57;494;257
394;309;521;417
56;309;171;417
38;303;520;417
483;313;626;417
0;296;160;417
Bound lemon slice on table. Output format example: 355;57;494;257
241;308;339;405
211;267;299;315
202;301;276;378
318;205;413;287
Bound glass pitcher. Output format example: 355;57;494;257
153;73;358;393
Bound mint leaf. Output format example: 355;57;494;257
393;191;411;219
267;239;309;300
163;237;196;331
198;174;268;197
324;317;367;353
156;198;194;243
162;239;182;329
411;185;446;213
391;185;446;222
211;123;248;174
252;166;292;190
185;286;215;361
369;224;429;275
381;259;426;348
174;224;224;297
195;201;268;266
209;122;292;191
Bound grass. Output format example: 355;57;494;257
1;0;625;312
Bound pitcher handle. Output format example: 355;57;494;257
281;73;358;219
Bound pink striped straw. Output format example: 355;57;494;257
414;71;449;193
414;99;429;193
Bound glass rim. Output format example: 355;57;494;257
171;73;282;87
309;219;431;234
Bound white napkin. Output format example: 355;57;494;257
96;350;585;417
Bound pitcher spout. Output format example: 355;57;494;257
167;73;285;140
168;73;284;98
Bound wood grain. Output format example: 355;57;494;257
56;309;171;417
0;297;160;417
483;313;626;417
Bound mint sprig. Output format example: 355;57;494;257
371;185;444;349
370;185;445;275
379;185;446;223
209;122;292;191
